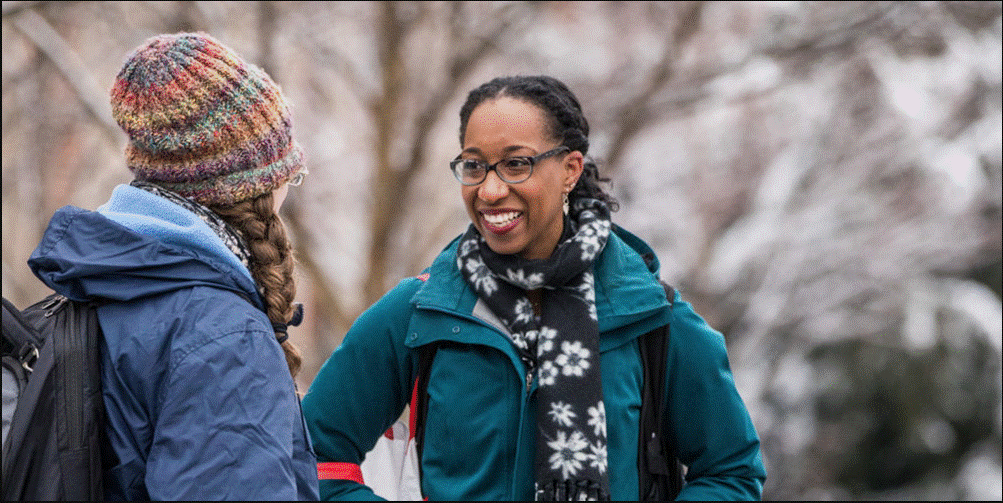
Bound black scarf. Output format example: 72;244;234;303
456;197;612;501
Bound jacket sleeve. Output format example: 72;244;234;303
146;316;306;500
666;291;767;501
301;278;421;501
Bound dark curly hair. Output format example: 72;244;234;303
458;75;619;211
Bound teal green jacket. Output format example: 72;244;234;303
302;226;765;500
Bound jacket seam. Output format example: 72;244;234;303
169;326;273;375
35;208;78;257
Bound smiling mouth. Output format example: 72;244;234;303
481;211;523;233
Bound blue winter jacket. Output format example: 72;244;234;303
27;185;319;501
302;225;765;500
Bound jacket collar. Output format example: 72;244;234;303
412;225;670;335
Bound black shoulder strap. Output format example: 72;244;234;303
2;296;43;367
53;297;104;501
638;281;684;501
412;341;438;484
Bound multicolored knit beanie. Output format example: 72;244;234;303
110;32;304;207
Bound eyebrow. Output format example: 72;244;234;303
461;145;536;156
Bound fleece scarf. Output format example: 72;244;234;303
456;197;612;501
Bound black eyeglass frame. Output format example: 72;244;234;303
449;146;571;186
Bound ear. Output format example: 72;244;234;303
564;150;585;192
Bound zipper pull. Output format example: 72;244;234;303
526;369;534;393
42;295;68;317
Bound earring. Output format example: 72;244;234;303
562;192;569;215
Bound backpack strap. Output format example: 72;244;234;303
54;296;104;501
637;281;684;501
411;340;439;491
2;296;44;372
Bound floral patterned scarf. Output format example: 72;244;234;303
456;197;612;501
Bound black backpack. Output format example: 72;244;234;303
1;293;105;501
411;281;684;500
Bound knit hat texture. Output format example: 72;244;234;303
110;32;304;206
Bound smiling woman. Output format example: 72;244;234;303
302;75;767;501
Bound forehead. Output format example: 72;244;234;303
463;97;550;150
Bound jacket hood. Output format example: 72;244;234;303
611;223;661;275
28;187;263;308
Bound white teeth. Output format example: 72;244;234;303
483;211;521;226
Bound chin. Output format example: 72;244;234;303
483;237;524;257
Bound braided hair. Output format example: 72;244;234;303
210;192;303;378
458;75;619;211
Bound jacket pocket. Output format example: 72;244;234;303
421;343;517;500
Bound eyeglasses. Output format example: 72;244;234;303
288;168;309;187
449;146;570;186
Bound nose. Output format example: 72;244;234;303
477;170;509;203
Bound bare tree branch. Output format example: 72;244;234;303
256;0;278;77
302;38;373;97
362;1;536;303
1;0;43;17
404;1;528;180
281;196;352;332
603;1;704;171
761;1;895;60
363;1;414;302
9;7;123;146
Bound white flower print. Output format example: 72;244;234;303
547;430;589;479
464;256;497;296
573;274;597;321
579;233;601;262
514;297;535;324
555;340;591;377
588;441;608;474
523;329;538;350
548;401;577;427
587;401;606;438
537;326;557;354
539;360;558;386
511;332;529;353
506;268;545;289
460;238;477;258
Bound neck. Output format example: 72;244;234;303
526;289;543;317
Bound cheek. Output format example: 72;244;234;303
525;178;561;215
273;184;290;212
461;186;478;213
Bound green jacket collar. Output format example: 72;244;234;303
411;225;671;340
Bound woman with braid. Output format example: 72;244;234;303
303;75;766;500
27;33;318;500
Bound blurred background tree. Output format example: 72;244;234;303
3;1;1000;500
